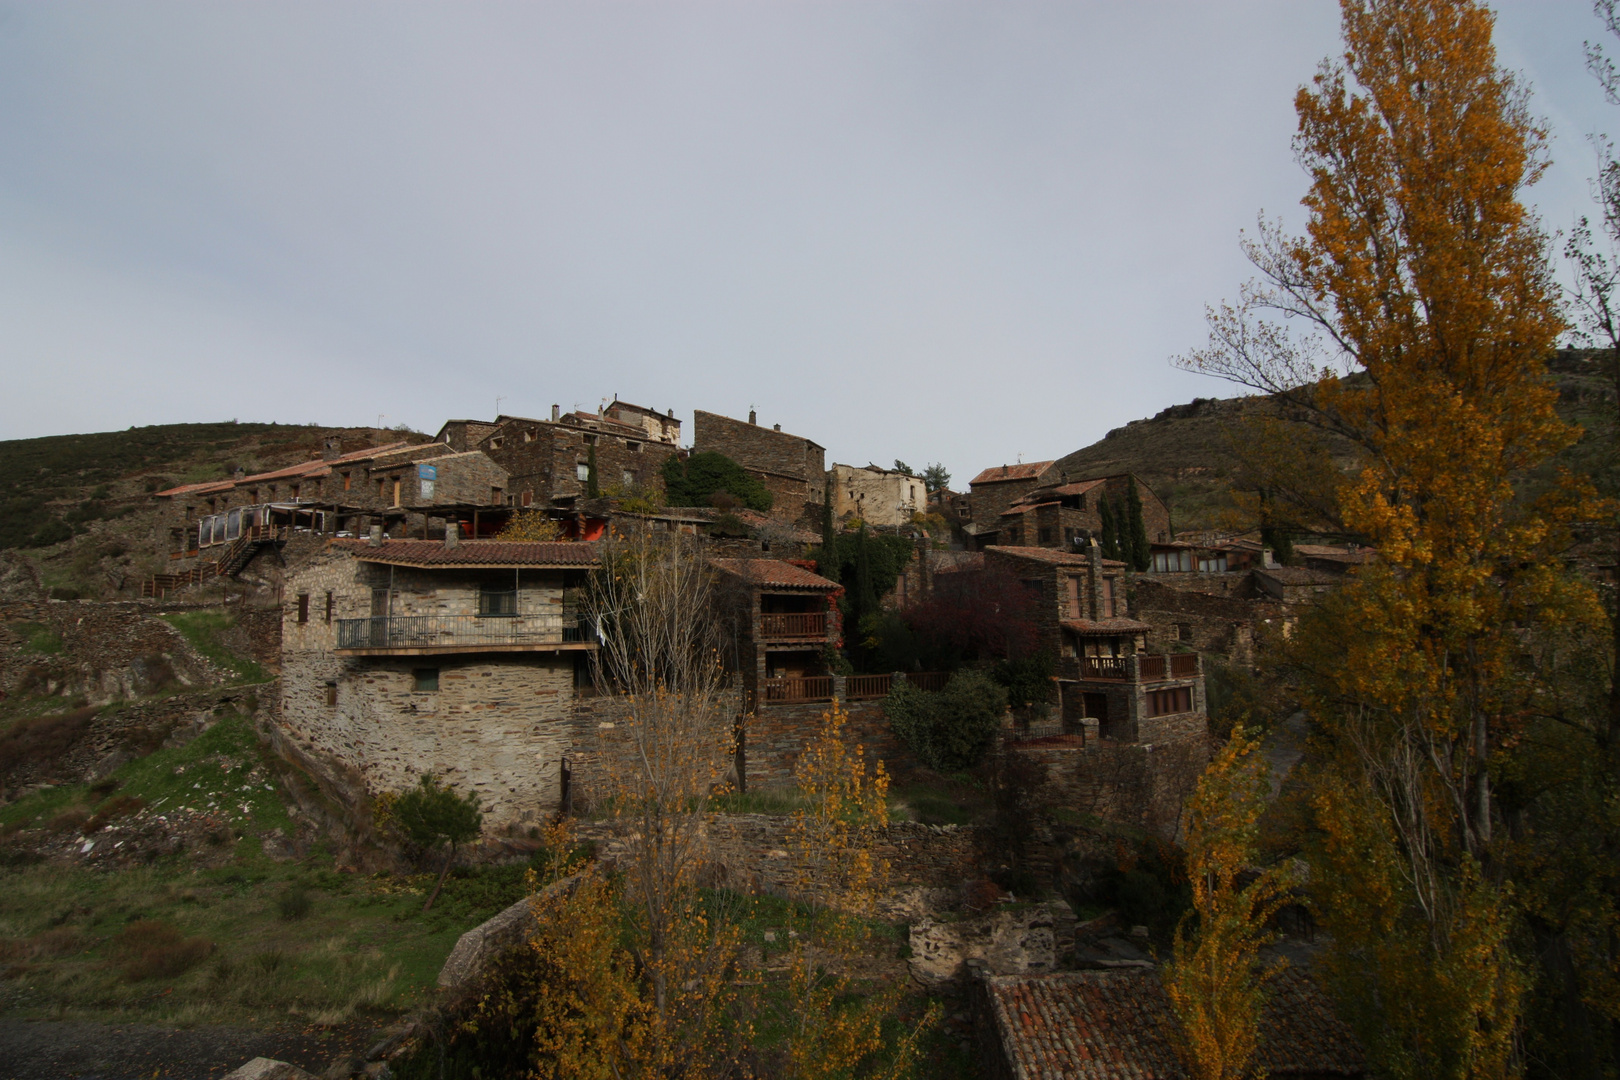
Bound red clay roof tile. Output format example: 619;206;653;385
330;539;599;568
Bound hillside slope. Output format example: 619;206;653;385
0;421;427;600
1045;350;1619;535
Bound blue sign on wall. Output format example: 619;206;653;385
418;464;437;480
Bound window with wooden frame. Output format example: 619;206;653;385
325;682;338;707
296;593;310;624
413;668;439;692
324;592;334;624
1145;686;1193;717
1100;577;1115;618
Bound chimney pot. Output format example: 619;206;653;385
1262;547;1276;568
368;525;384;547
748;410;757;425
773;423;781;431
444;522;459;549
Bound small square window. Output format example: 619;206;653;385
622;469;635;486
489;436;504;449
413;668;439;692
626;441;641;453
576;462;590;481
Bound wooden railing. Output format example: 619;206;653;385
1075;653;1201;683
762;676;835;703
909;671;948;692
846;674;892;699
760;611;828;639
143;525;289;598
1081;656;1132;681
337;615;591;650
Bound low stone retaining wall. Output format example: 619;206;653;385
573;812;982;897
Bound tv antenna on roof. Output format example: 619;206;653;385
496;395;504;416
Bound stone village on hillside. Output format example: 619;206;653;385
120;397;1371;1076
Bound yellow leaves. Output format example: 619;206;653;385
495;509;564;542
1164;726;1295;1080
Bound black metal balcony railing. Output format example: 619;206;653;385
337;614;591;650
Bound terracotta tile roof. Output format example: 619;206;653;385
1254;566;1341;587
1293;544;1376;565
708;558;840;590
1000;501;1059;517
983;968;1364;1079
1060;618;1153;635
154;441;416;498
986;545;1127;568
331;539;599;568
970;460;1056;486
1010;479;1108;506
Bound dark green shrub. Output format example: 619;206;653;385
885;669;1007;772
276;885;314;921
661;451;773;511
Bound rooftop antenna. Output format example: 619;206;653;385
377;413;386;429
1016;452;1022;464
496;395;504;417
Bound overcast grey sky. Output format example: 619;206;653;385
0;1;1613;485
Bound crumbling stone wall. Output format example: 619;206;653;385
0;600;219;706
1008;730;1209;840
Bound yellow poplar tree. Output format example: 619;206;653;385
1177;2;1603;1076
1163;725;1293;1080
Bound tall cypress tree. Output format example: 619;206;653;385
586;442;600;498
1126;477;1150;572
1098;497;1118;560
820;481;839;582
853;523;876;631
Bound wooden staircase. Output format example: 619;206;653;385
142;525;289;598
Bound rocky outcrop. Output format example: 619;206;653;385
437;874;581;989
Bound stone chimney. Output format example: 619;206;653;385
749;409;757;425
1262;547;1276;569
773;423;781;431
551;404;560;422
323;435;342;461
444;522;459;549
368;524;383;547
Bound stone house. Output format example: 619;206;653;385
279;536;599;829
153;439;509;558
828;464;925;528
436;399;682;514
709;558;843;710
970;470;1172;554
977;967;1364;1079
984;544;1206;744
967;460;1059;526
692;410;826;520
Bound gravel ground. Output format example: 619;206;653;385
0;1018;381;1080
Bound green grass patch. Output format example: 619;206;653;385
160;610;270;684
890;781;983;827
0;715;543;1023
708;786;813;816
9;622;63;655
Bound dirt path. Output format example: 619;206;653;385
0;1017;381;1080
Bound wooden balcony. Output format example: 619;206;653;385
335;614;596;656
1072;653;1201;683
762;676;835;703
760;611;828;640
